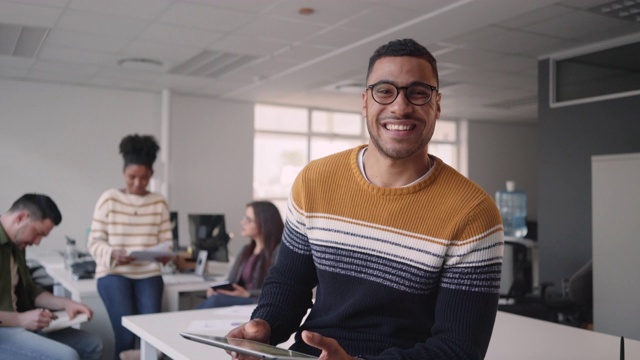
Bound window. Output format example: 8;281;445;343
254;104;463;210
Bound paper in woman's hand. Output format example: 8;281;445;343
130;243;174;262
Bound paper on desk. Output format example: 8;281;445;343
130;243;174;262
187;319;246;333
224;305;256;316
187;306;255;333
43;311;89;333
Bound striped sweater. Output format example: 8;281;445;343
252;146;504;360
88;189;173;279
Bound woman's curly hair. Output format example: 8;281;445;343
119;134;160;170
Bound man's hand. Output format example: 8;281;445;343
225;319;271;359
64;300;94;320
18;308;57;331
302;330;359;360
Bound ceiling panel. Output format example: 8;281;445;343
0;1;63;27
525;11;632;39
139;24;222;48
159;2;255;32
67;0;173;20
36;46;115;66
56;9;148;38
44;29;130;53
235;16;327;42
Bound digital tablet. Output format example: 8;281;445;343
179;332;318;360
210;280;235;291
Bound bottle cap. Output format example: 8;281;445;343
506;180;516;192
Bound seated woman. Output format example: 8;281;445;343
197;201;283;308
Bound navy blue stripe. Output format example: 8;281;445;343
284;221;502;294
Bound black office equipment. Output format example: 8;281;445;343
70;260;96;280
499;258;593;327
188;214;229;262
170;211;179;251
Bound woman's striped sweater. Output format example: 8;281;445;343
252;145;504;360
88;189;173;279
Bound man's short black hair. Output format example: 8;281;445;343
9;193;62;225
366;38;439;87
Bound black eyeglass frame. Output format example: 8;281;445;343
366;81;438;106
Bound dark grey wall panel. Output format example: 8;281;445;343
468;120;538;222
537;59;640;286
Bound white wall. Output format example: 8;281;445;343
169;94;254;256
0;79;254;258
0;79;160;251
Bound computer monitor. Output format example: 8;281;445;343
188;214;229;262
170;211;179;251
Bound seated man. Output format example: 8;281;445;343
0;193;103;360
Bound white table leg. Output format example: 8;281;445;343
140;339;159;360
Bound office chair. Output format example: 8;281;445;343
500;256;593;328
544;260;593;328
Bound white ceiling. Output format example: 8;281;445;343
1;0;639;122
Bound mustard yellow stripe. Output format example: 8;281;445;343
97;196;168;210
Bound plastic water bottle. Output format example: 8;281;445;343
64;236;78;270
495;181;528;238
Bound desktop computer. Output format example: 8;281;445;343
188;214;229;262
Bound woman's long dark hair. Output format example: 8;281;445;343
235;201;283;288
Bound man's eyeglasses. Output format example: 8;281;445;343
366;81;438;106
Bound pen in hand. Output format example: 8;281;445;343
40;308;59;321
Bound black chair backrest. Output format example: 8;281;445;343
568;260;593;307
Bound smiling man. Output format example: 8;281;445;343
227;39;504;360
0;193;103;360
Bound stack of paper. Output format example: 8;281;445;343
43;311;89;333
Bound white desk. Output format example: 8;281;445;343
28;250;229;360
487;312;639;359
124;308;640;360
123;306;259;360
30;252;227;311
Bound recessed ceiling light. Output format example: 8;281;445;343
298;7;314;15
117;58;164;71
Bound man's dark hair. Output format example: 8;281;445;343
119;134;160;170
366;38;439;86
9;193;62;225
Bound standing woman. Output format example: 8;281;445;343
88;134;173;360
197;201;283;308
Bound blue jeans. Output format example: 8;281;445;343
0;326;103;360
97;275;163;359
196;293;257;309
